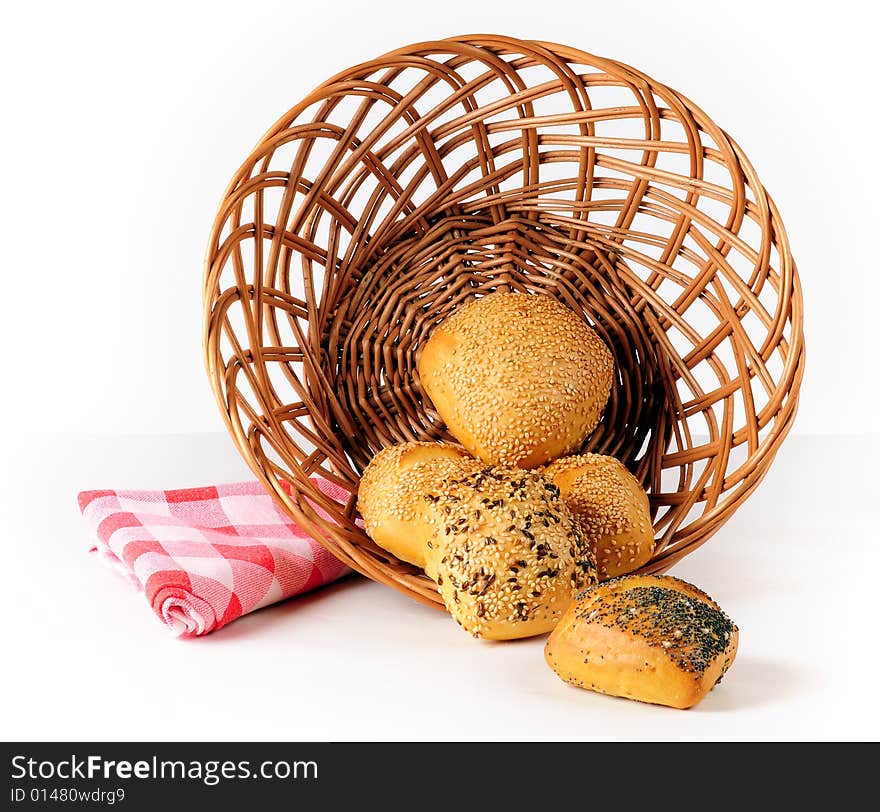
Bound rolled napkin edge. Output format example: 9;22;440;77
77;478;352;637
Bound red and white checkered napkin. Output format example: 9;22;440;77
77;480;351;636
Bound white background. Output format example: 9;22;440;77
2;0;879;742
3;432;878;741
1;0;878;436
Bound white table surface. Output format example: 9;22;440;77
2;432;877;741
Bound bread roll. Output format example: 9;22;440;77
424;466;597;640
545;575;738;709
360;445;598;639
542;454;653;579
357;441;480;568
417;292;614;468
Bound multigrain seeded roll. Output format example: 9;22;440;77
542;454;654;580
417;292;614;468
357;441;481;568
424;467;597;640
545;575;738;709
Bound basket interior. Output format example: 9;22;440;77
203;36;804;606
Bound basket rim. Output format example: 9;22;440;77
202;33;805;610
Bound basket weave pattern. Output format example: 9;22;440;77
203;36;805;608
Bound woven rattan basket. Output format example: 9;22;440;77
203;35;804;609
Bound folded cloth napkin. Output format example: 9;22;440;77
78;480;351;636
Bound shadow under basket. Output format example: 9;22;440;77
203;35;805;609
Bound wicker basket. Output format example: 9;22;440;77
203;35;804;609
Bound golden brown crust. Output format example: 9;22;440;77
545;574;739;708
357;442;480;568
425;466;596;640
417;292;614;468
542;453;654;580
358;444;602;640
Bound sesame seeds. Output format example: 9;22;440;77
357;441;482;568
424;465;596;639
416;292;614;468
359;442;477;524
543;453;654;581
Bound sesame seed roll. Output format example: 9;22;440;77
357;441;481;569
423;466;597;640
417;292;614;469
542;453;654;580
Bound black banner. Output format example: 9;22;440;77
1;741;855;807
